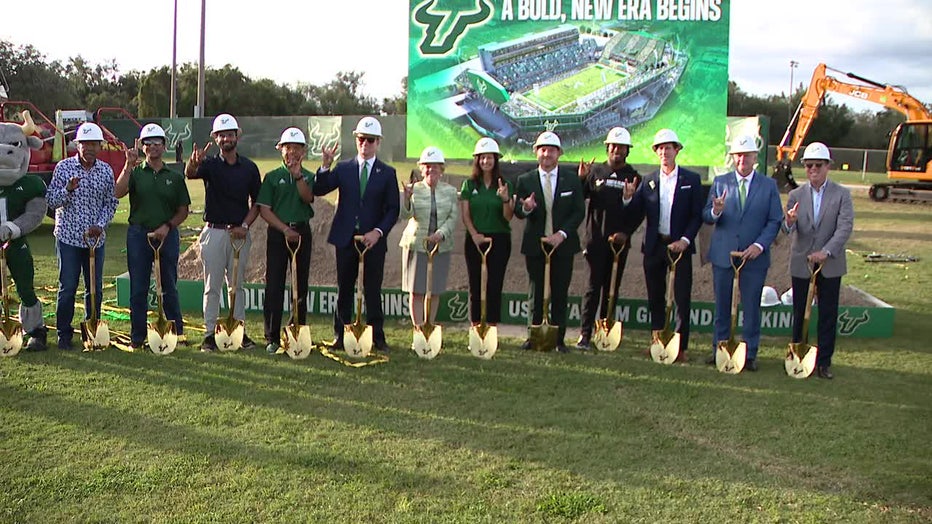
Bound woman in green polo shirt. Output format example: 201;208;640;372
460;138;514;327
400;146;460;327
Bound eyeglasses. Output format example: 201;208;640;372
141;140;164;147
804;162;826;169
356;136;377;144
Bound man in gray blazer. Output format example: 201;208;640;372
783;142;854;379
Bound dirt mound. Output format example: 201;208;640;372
178;174;866;305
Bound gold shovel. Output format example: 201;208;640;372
716;251;748;374
468;238;498;359
0;242;23;357
344;235;373;358
215;236;246;352
412;239;442;359
785;263;821;378
593;238;626;352
650;247;684;364
81;233;110;351
529;239;559;352
282;237;312;360
146;235;178;355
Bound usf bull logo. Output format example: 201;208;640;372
837;310;870;336
413;0;494;56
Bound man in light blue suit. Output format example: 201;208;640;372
703;135;783;371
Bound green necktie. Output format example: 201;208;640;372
360;161;369;197
739;178;747;209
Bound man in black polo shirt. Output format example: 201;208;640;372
257;127;315;354
115;124;191;351
185;113;261;351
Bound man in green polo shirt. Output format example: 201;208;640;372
115;123;191;350
257;127;315;354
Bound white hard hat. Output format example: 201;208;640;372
418;146;445;164
604;127;632;146
780;288;794;306
473;137;501;156
802;142;832;161
761;286;781;307
75;122;104;142
534;131;561;149
139;123;166;141
652;129;682;149
211;113;239;135
354;116;382;137
729;134;759;154
277;127;307;146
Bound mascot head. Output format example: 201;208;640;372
0;111;43;187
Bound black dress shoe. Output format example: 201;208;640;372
555;344;571;354
374;341;392;353
330;338;344;350
520;339;532;350
817;366;834;379
575;338;590;351
704;354;716;365
745;358;758;372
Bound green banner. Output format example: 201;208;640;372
115;274;894;338
407;0;730;164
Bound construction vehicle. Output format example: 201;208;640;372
773;63;932;202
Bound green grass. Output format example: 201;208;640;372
1;175;930;522
523;65;625;112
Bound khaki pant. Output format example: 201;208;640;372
199;226;252;332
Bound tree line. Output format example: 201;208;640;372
0;39;914;149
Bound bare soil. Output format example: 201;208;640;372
178;174;869;306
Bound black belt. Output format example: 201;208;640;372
206;222;237;230
284;221;309;229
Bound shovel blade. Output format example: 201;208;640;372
344;324;373;358
716;341;746;374
650;333;680;364
283;325;313;360
529;323;559;352
82;320;110;351
786;343;818;378
215;321;244;352
412;324;442;360
0;325;23;357
468;324;498;359
147;321;178;355
592;319;622;352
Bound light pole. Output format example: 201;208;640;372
169;0;178;118
196;0;206;118
788;60;799;122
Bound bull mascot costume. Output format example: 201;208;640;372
0;111;50;351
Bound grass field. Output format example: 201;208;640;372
0;169;930;522
522;66;626;112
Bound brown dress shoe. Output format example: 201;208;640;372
675;351;688;363
817;366;834;379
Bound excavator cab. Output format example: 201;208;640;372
889;121;932;174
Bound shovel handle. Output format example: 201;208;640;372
539;238;556;259
666;245;683;267
729;251;748;273
230;236;246;255
286;235;302;258
423;238;440;257
609;237;627;257
352;235;369;257
84;231;102;250
475;237;493;258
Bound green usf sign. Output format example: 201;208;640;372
116;274;893;338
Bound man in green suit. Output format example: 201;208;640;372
515;131;585;352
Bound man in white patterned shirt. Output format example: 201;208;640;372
47;122;119;350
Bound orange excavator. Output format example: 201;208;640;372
774;63;932;202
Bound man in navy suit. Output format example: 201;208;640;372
625;129;704;361
315;117;400;351
703;135;783;371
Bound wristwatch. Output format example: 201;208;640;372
241;222;249;230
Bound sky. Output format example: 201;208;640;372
2;0;930;112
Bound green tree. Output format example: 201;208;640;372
0;40;79;116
